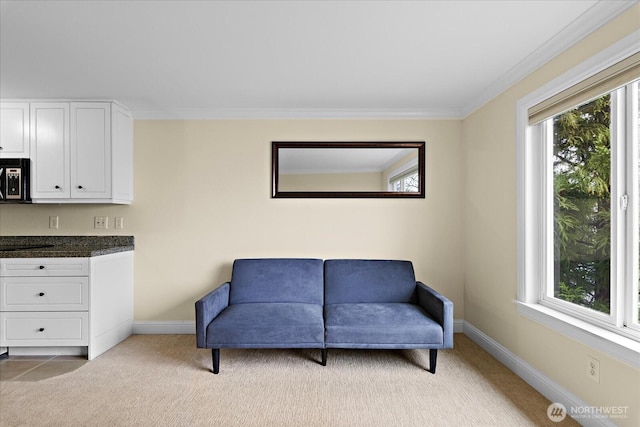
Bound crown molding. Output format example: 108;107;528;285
459;0;638;118
131;107;463;120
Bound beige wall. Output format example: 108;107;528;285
463;5;640;426
0;119;464;322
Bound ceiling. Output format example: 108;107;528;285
0;0;636;119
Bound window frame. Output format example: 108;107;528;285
539;87;635;333
624;80;640;334
389;166;419;193
386;157;420;192
516;30;640;367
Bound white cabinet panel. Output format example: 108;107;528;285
0;258;88;277
1;277;89;311
0;312;88;346
30;103;70;198
111;104;133;202
0;103;30;157
71;103;111;199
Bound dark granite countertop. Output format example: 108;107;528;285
0;236;134;258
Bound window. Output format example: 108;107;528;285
541;86;639;335
390;167;419;193
517;32;640;364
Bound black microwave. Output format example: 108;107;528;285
0;158;31;203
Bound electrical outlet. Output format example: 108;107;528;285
114;217;124;229
49;216;59;229
587;356;600;383
94;216;108;229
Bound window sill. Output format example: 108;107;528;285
516;301;640;369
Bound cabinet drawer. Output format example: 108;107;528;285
0;258;88;277
1;277;88;311
0;312;88;346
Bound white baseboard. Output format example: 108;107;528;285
453;319;464;333
133;321;195;334
464;322;615;427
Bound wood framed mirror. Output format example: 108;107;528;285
272;141;425;198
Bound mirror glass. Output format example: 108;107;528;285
272;142;425;198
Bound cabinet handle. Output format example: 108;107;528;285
38;328;45;332
77;185;83;189
39;265;45;270
38;292;45;297
55;185;61;189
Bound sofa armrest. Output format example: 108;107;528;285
195;282;230;348
416;281;453;348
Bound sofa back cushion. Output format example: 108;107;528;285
324;259;416;304
230;258;324;305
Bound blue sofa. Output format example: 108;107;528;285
195;258;453;374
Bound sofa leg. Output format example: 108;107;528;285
429;349;437;374
321;349;327;366
212;349;220;374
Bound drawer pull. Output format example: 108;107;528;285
38;328;45;332
38;292;45;297
39;265;45;270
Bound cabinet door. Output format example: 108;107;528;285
30;103;70;198
70;103;111;199
0;103;30;157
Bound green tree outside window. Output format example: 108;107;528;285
553;94;612;314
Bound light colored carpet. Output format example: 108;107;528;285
0;334;577;426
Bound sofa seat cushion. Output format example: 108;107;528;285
206;303;325;348
325;303;443;348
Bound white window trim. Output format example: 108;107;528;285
516;29;640;368
387;157;419;191
626;80;640;335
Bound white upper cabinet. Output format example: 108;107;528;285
71;103;111;199
30;103;70;198
0;103;30;158
28;101;133;204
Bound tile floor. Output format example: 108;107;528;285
0;354;87;381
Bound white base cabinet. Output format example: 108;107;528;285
0;252;133;360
